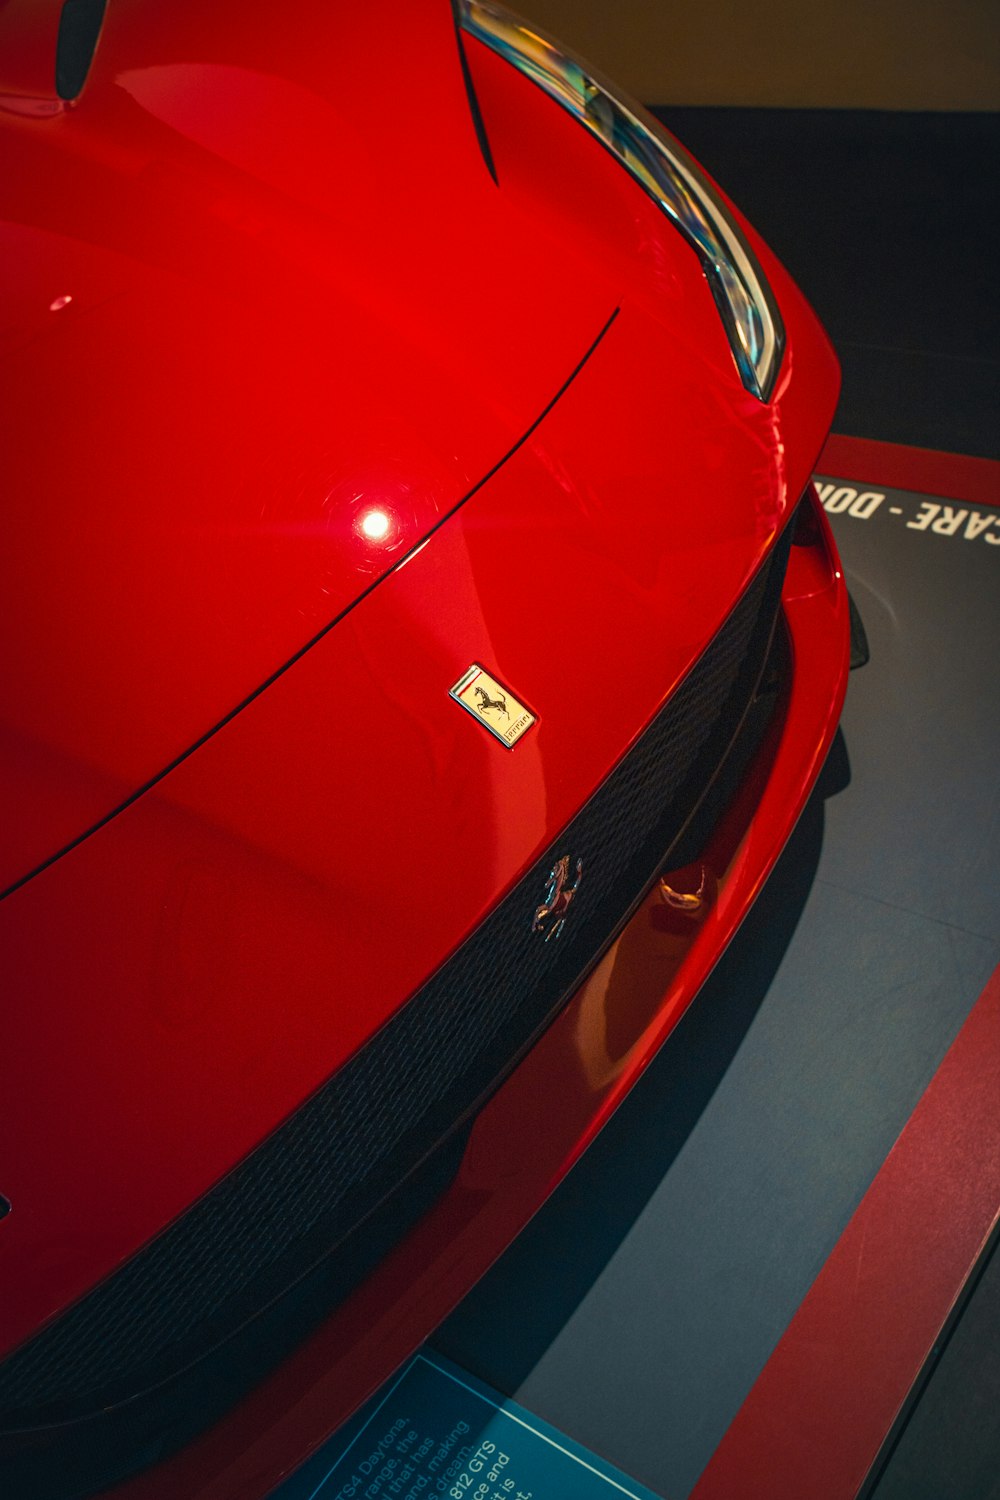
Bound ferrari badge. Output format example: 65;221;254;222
449;664;536;748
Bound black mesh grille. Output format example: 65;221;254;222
0;512;795;1430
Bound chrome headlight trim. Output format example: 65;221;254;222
459;0;785;401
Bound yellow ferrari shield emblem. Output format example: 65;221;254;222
449;664;536;748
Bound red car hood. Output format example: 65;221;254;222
0;0;616;893
0;0;840;1368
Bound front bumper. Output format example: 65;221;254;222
81;486;848;1500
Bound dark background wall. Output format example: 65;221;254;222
519;0;1000;109
507;3;999;458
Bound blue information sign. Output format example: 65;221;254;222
273;1352;662;1500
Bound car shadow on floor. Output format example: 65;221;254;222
433;730;852;1392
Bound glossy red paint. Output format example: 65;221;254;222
0;1;847;1494
1;293;836;1356
1;0;620;893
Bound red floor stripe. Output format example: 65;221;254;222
690;966;1000;1500
819;434;1000;509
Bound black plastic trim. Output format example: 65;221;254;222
55;0;107;101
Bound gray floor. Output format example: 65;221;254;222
433;478;1000;1498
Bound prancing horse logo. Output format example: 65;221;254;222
449;664;536;748
532;855;583;942
474;683;509;719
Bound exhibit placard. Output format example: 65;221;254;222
273;1352;662;1500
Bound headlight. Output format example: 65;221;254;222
459;0;785;401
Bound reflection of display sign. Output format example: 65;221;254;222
275;1353;662;1500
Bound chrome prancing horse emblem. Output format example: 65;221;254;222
473;682;508;719
533;855;583;941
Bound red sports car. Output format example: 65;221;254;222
0;1;848;1495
